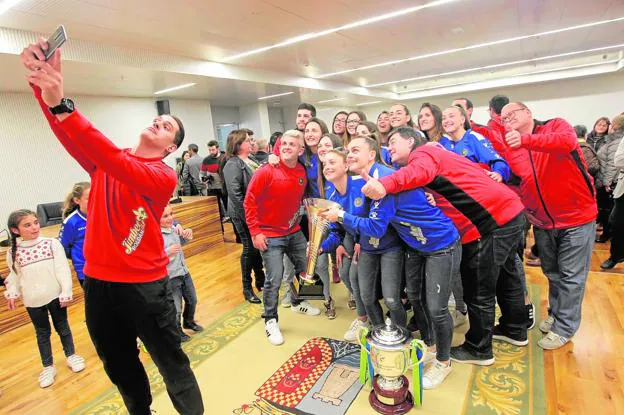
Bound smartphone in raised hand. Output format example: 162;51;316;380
44;25;67;61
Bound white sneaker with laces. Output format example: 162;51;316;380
344;319;368;342
291;301;320;316
539;315;555;334
66;354;86;373
423;361;452;389
538;331;569;350
39;366;56;388
265;319;284;346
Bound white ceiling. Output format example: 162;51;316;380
0;0;623;107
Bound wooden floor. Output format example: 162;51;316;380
0;225;622;414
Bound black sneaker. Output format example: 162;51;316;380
183;322;204;333
180;332;191;342
492;325;528;346
526;303;536;330
450;345;494;366
600;257;624;270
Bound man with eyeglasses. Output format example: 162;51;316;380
492;102;597;350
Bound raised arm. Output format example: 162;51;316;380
520;119;578;153
32;85;96;174
342;195;395;239
379;149;439;194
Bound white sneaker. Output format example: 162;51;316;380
291;301;320;316
66;354;86;373
453;310;468;328
344;319;368;342
538;331;569;350
423;361;452;389
39;366;56;388
539;315;555;333
265;319;284;346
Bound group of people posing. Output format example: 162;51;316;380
223;96;600;391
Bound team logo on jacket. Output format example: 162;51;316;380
368;237;380;248
462;149;469;156
122;207;148;255
354;197;363;207
298;178;304;185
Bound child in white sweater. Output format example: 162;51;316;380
4;209;85;388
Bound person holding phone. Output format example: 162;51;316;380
20;38;203;414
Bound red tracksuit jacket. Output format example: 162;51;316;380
33;86;176;282
487;118;597;229
379;144;525;242
244;161;307;238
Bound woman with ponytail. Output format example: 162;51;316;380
59;182;91;287
4;209;85;389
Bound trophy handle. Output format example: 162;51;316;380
406;339;428;369
357;326;371;354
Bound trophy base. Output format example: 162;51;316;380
292;273;325;301
369;375;414;415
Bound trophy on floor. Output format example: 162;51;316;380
291;198;341;300
358;319;427;414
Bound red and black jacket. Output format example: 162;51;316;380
487;118;597;229
379;144;525;243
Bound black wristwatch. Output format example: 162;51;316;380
49;98;75;115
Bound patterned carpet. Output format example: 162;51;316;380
71;285;545;415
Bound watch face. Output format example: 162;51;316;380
64;98;75;111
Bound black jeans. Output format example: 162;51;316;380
231;217;265;291
597;186;614;237
84;277;203;415
405;239;461;361
460;214;528;358
609;195;624;260
26;298;75;367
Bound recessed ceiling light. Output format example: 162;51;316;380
258;92;294;100
0;0;25;15
366;43;624;87
357;100;383;106
153;83;197;95
222;0;460;62
398;59;620;94
317;16;624;78
317;98;345;104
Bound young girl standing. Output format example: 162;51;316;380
59;182;90;287
4;209;85;388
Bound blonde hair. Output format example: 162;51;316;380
62;181;91;219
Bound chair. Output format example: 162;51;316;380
36;202;64;227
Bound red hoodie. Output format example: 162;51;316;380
244;161;307;237
379;144;525;240
33;86;176;283
487;118;597;229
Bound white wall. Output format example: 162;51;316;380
0;92;213;228
361;72;624;129
268;107;284;135
240;102;271;139
211;106;240;127
168;99;215;163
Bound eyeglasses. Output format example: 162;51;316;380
501;108;526;124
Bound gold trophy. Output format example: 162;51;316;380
291;198;341;300
359;319;427;414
